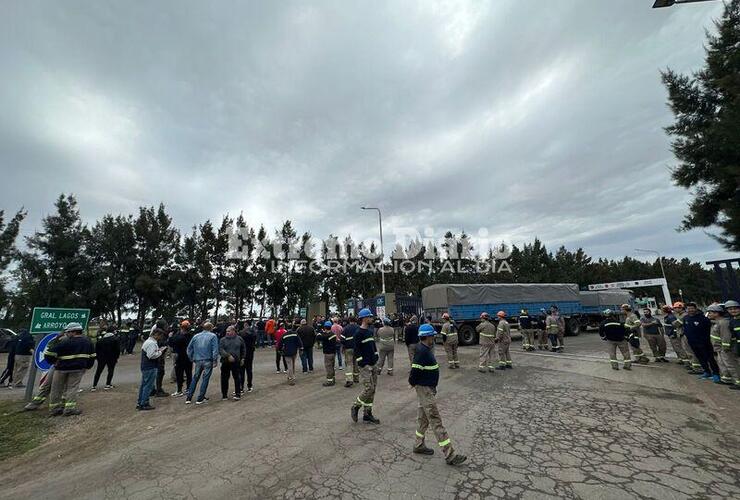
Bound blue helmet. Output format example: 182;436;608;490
358;308;373;319
418;324;436;337
323;320;332;328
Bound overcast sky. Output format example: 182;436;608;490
0;0;733;264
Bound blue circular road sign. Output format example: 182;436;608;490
34;332;59;371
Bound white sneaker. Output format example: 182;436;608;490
91;387;97;392
171;391;183;397
247;387;253;393
104;385;113;390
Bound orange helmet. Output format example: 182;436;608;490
496;311;506;318
672;301;685;309
180;320;191;328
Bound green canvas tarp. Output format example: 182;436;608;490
422;283;580;309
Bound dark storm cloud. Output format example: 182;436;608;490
0;0;732;263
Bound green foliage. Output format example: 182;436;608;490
662;0;740;250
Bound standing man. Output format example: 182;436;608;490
92;326;121;391
126;321;139;355
409;323;467;466
640;308;668;362
621;305;649;364
476;312;497;373
45;323;95;416
331;318;345;370
724;300;740;390
404;316;420;364
186;322;220;405
660;306;688;365
351;308;380;424
318;320;338;386
495;311;512;369
440;313;459;369
11;328;34;388
239;321;257;393
265;317;276;346
683;302;720;381
219;325;246;399
169;321;193;397
707;304;737;387
297;319;316;374
546;306;565;353
277;323;303;386
536;309;549;351
672;302;702;373
151;319;169;398
341;317;360;387
599;309;632;370
376;317;396;375
518;309;535;352
137;328;167;411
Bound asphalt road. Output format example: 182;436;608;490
0;334;738;500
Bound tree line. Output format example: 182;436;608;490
0;194;721;329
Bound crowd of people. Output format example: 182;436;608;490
8;298;739;464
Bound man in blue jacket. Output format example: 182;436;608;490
186;322;220;405
409;323;467;466
351;308;380;424
682;302;720;380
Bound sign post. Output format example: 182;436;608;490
24;307;91;402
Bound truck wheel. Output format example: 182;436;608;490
458;325;477;346
566;318;581;336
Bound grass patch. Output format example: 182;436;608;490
0;400;50;462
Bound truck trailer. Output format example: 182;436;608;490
422;283;634;346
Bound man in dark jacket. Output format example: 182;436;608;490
341;317;360;387
11;328;34;388
45;322;95;416
683;302;720;379
219;325;246;399
404;316;420;364
152;319;169;397
92;326;121;390
297;319;316;374
599;310;631;370
318;321;338;386
409;323;467;466
351;309;380;424
239;322;257;393
168;321;193;397
277;325;303;386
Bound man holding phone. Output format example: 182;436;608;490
137;328;168;411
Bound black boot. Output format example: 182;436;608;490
351;405;360;423
413;444;434;455
363;412;380;424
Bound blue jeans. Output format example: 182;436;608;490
138;368;157;407
300;347;314;372
188;360;214;401
335;345;343;367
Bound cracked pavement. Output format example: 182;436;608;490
0;334;738;499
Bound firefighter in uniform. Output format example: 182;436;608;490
724;300;740;390
707;303;738;387
621;304;649;364
351;308;380;424
518;309;535;351
410;323;467;466
673;302;702;373
376;317;396;375
640;308;668;362
318;321;338;386
45;322;95;416
599;310;632;370
440;313;459;369
660;305;688;365
495;311;512;369
24;331;67;411
476;312;498;373
546;306;565;352
536;309;548;350
342;317;360;387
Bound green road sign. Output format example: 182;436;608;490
30;307;91;334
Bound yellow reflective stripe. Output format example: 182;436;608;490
282;334;298;339
438;439;451;447
415;431;424;438
722;343;731;347
479;333;496;337
356;357;363;361
58;354;95;360
411;363;439;370
356;398;372;407
361;338;375;343
605;323;621;327
710;335;722;341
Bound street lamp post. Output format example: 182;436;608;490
361;206;386;294
652;0;718;8
635;248;673;305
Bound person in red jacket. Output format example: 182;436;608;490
265;318;276;346
274;322;288;373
